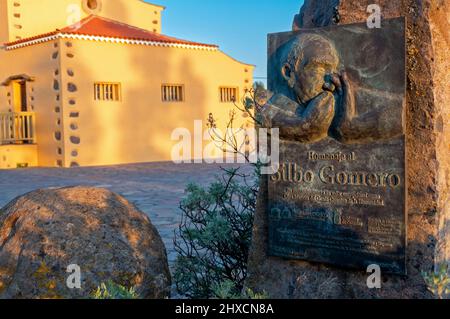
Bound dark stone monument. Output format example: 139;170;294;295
246;0;450;299
265;19;406;275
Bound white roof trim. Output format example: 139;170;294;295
5;33;218;51
6;35;60;50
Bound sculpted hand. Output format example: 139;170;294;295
323;73;343;95
338;71;355;119
259;104;277;128
273;91;335;143
329;71;358;143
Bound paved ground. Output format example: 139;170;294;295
0;162;252;267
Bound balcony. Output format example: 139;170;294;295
0;112;36;144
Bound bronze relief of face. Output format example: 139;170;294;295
281;34;340;105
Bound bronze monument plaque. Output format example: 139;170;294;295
265;18;406;274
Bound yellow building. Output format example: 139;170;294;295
0;0;254;168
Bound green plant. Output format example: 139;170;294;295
91;280;140;299
212;279;269;299
422;264;450;299
212;280;240;299
244;288;269;300
173;84;267;299
173;165;260;299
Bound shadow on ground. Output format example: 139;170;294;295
0;161;254;267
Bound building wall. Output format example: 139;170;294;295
100;0;163;34
0;144;37;169
0;0;163;43
0;0;9;44
57;39;254;167
0;40;64;167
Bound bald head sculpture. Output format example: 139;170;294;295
281;34;340;105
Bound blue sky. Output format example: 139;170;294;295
146;0;304;83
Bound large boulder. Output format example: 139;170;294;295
292;0;340;29
0;187;171;299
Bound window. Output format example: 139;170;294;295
219;87;238;103
94;82;121;101
162;84;184;102
82;0;102;13
87;0;98;10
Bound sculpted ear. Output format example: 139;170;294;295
281;63;293;82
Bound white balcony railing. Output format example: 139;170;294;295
0;112;36;144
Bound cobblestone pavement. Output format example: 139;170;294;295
0;162;253;268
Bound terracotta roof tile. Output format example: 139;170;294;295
5;15;218;49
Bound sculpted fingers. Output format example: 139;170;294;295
340;71;350;89
323;82;336;92
330;73;343;95
323;73;343;94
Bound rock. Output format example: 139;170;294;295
0;187;171;299
247;0;450;299
292;0;340;29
